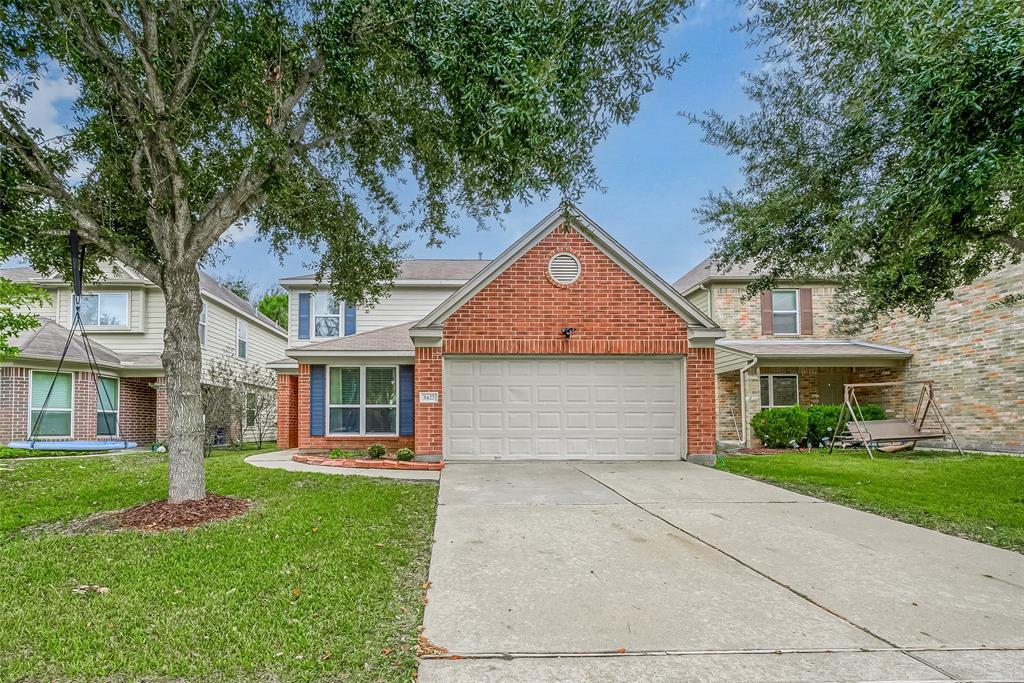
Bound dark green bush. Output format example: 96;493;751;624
395;447;414;462
366;443;387;459
750;406;809;448
806;404;886;446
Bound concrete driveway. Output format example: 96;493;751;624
419;461;1024;682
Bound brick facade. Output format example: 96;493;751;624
711;284;839;339
120;377;159;444
685;347;716;455
413;347;443;456
0;367;29;442
276;374;299;449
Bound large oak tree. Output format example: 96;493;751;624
1;0;688;501
690;0;1023;332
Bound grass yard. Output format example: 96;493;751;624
719;449;1024;553
0;446;437;682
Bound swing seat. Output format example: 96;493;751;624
7;440;137;451
845;419;947;444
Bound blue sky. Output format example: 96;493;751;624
19;1;758;294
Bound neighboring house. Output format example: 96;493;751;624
274;208;725;462
673;259;1023;453
0;263;288;446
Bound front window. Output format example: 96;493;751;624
328;366;398;435
760;374;799;408
771;289;799;335
77;292;129;327
198;303;207;346
30;371;72;437
236;319;247;358
96;376;119;436
313;294;340;338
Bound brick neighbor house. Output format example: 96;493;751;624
673;258;1023;453
0;263;287;447
273;207;725;462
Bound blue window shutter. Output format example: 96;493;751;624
309;365;326;436
298;293;310;340
344;303;357;336
399;365;415;437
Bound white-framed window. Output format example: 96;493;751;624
198;303;207;346
29;370;73;437
96;375;119;437
771;289;799;335
313;294;341;338
76;292;129;327
236;318;248;358
327;366;398;435
760;374;799;408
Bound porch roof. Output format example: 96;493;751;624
8;317;122;369
286;322;416;360
716;338;911;371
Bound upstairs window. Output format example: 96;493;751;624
771;289;799;335
198;303;207;346
313;294;340;338
77;292;129;327
236;319;248;358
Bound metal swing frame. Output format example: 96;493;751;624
18;232;133;451
827;380;962;459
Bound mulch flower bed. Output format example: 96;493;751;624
735;447;811;455
112;495;251;531
293;454;444;471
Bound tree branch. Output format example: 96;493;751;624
171;1;223;109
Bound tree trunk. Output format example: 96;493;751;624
161;264;206;503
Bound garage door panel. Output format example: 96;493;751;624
444;357;683;461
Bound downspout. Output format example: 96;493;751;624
738;355;759;446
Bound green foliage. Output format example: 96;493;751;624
256;289;288;328
328;449;359;459
806;403;885;446
366;443;387;460
690;0;1024;331
0;278;48;361
751;406;809;448
395;448;414;462
216;275;254;303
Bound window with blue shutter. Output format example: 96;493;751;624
344;303;356;336
298;293;311;340
309;365;326;436
399;365;414;436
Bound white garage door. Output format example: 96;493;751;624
444;357;684;460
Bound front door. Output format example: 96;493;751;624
817;373;849;405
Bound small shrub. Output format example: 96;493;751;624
329;449;358;459
806;404;886;446
395;448;414;462
366;443;387;459
751;406;809;448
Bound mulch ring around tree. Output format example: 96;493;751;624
112;495;251;531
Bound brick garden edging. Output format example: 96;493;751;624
293;454;444;471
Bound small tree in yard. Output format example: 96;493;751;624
689;0;1023;331
0;0;689;502
204;355;277;451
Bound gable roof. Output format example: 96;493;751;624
0;265;285;336
673;257;764;294
410;207;723;344
279;259;491;286
9;317;123;369
287;321;416;357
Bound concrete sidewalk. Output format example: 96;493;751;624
419;461;1024;682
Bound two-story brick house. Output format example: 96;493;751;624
673;259;1023;453
0;263;288;446
273;208;725;462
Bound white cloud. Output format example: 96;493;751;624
223;218;260;243
22;72;78;140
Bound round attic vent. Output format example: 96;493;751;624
548;252;581;285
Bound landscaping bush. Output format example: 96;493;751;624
395;448;414;462
751;406;809;448
366;443;387;459
328;449;358;459
806;404;886;446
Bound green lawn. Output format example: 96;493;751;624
719;449;1024;552
0;447;437;682
0;446;113;459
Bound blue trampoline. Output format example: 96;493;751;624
8;440;137;451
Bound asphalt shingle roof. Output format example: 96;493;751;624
280;259;491;284
291;322;416;354
9;317;122;367
717;339;911;359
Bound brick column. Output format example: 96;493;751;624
119;378;157;444
414;347;443;457
296;365;311;449
73;372;98;441
686;347;717;463
0;367;29;442
276;374;299;449
154;382;170;440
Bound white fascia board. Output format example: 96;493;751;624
688;328;727;348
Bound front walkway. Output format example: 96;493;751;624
245;449;440;481
420;461;1024;682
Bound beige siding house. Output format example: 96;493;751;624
0;263;287;446
673;258;1022;453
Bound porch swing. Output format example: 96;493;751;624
827;380;961;459
8;231;137;451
